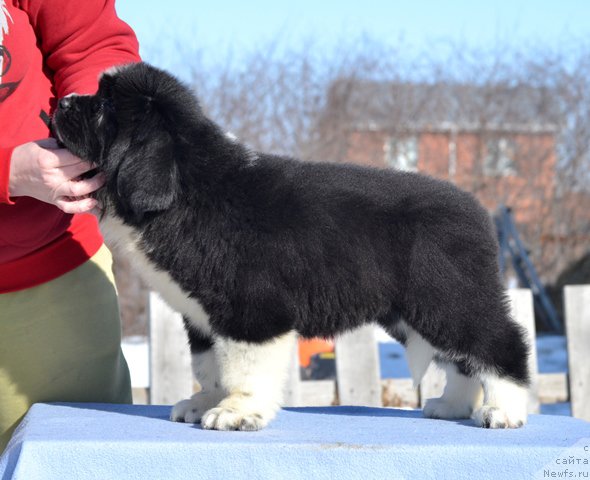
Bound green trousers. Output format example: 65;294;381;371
0;245;132;453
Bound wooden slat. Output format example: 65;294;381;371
282;339;302;407
335;325;382;406
382;378;419;408
148;292;193;405
300;380;337;407
131;388;149;405
564;285;590;420
537;373;568;404
507;288;540;413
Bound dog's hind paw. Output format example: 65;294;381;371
423;397;473;419
472;405;526;429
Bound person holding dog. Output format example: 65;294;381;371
0;0;140;452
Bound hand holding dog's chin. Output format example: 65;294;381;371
8;140;104;214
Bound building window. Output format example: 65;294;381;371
484;137;517;176
385;136;418;171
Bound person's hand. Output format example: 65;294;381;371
8;138;105;214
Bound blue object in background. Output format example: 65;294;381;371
378;341;411;379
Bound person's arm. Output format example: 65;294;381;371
23;0;140;96
0;147;16;204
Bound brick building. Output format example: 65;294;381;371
345;124;557;224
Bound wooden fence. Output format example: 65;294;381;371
146;286;590;421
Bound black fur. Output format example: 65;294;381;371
53;62;529;386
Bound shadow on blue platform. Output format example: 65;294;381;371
50;402;172;421
286;405;420;418
49;402;478;430
285;405;476;428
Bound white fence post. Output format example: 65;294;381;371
507;288;540;414
148;292;193;405
335;325;382;406
564;285;590;421
282;338;302;407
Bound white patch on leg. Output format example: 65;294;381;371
201;331;297;431
423;363;483;419
171;349;225;423
472;374;528;428
401;322;435;387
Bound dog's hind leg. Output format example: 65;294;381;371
421;315;529;428
402;323;436;387
200;330;297;431
401;280;530;428
469;308;530;428
471;373;529;429
423;361;483;420
394;322;484;420
171;318;225;423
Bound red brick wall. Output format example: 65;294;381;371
419;133;450;178
345;129;556;223
345;131;388;168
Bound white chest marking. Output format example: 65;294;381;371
99;214;211;335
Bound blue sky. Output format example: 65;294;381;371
116;0;589;73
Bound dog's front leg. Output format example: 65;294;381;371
171;318;226;423
201;331;297;431
170;343;226;423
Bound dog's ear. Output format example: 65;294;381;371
116;129;179;221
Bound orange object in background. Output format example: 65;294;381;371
298;338;334;368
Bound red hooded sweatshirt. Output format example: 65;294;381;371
0;0;140;293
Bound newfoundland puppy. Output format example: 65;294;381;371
52;62;529;430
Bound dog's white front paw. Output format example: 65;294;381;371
201;406;269;431
170;392;223;423
423;397;473;419
472;405;526;429
200;395;278;431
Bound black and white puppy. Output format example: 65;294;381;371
53;62;530;430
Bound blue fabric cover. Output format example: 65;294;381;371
0;403;588;480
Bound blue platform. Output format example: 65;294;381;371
1;403;588;480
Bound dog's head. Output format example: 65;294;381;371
53;62;201;222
